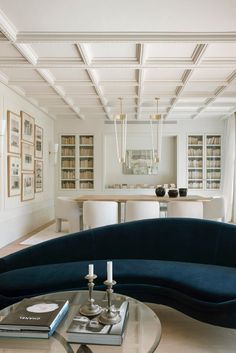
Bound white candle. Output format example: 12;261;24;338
107;261;113;282
88;264;94;276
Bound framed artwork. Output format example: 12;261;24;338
122;149;158;175
22;142;34;171
35;160;43;193
35;125;43;159
21;111;34;144
8;156;21;197
7;111;21;155
21;173;34;201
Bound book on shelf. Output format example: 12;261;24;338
0;298;69;338
67;299;129;346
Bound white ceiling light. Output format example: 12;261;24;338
114;97;128;164
150;97;164;164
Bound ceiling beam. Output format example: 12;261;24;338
76;43;112;120
1;60;236;69
192;70;236;119
16;31;236;43
165;44;208;119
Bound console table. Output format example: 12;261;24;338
0;290;162;353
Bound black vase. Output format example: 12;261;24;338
168;189;178;198
155;187;166;197
179;188;188;197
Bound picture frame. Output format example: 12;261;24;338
122;149;158;175
8;156;21;197
21;172;34;201
22;142;34;171
35;125;43;159
35;160;43;193
7;111;21;155
21;111;35;144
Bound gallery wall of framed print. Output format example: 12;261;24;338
35;160;43;193
8;156;21;197
21;173;34;201
21;111;35;144
22;142;34;171
35;125;43;159
7;111;21;155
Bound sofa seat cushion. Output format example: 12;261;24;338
0;260;236;303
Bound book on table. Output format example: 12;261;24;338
0;298;69;338
66;299;129;346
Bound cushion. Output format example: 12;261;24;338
1;259;236;304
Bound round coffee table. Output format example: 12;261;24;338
0;291;161;353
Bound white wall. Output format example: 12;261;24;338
104;134;177;187
55;117;225;197
0;82;55;248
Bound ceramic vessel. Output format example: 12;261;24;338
179;188;188;197
155;187;166;197
168;189;178;198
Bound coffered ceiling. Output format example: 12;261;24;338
0;0;236;121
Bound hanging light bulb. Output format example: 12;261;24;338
114;97;127;163
150;97;163;164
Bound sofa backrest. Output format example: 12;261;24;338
1;218;236;272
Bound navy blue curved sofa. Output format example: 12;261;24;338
1;218;236;328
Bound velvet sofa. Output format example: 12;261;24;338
1;218;236;328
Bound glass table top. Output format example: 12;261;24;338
0;290;162;353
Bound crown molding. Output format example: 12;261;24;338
0;70;8;84
16;31;236;43
0;9;17;42
0;75;56;121
0;31;7;41
37;68;84;120
14;43;38;65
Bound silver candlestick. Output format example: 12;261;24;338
79;274;102;316
98;280;121;325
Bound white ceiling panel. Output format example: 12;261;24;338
146;43;196;59
178;97;208;103
31;43;81;58
144;68;185;81
214;97;236;103
50;68;90;80
96;69;137;81
204;106;232;112
222;85;236;93
24;85;57;94
0;42;24;57
48;106;76;113
204;44;236;58
143;86;176;95
0;68;42;80
183;82;219;93
190;68;234;80
102;86;136;95
86;43;137;61
62;85;97;94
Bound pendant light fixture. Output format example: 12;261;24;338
114;97;127;163
150;97;163;164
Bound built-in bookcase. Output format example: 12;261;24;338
60;134;94;190
60;135;76;189
79;135;94;189
187;134;221;190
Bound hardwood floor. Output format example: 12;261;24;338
0;221;54;257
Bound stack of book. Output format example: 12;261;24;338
0;298;69;338
66;298;129;346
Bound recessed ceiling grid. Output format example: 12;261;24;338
0;27;236;120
